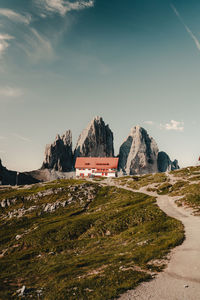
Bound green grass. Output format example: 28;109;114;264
172;183;200;213
157;182;173;195
0;180;184;299
171;165;200;179
115;173;168;190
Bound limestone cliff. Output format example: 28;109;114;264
42;130;73;172
118;126;159;175
74;116;114;159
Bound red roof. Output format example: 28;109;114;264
75;157;119;169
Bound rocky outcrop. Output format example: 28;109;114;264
42;130;73;172
74;116;114;159
118;126;159;175
171;159;179;170
157;152;180;172
157;152;171;172
2;183;97;219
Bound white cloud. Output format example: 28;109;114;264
0;150;5;154
18;28;54;62
171;4;200;52
161;120;184;132
144;121;154;125
13;133;31;143
0;9;31;24
0;86;23;97
36;0;94;16
0;34;14;57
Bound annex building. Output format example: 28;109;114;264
75;157;119;178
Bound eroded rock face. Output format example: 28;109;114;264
74;116;114;159
157;152;172;172
171;159;179;171
157;151;180;172
42;130;73;172
119;127;180;175
118;126;159;175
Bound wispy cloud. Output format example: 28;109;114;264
160;120;184;132
36;0;94;17
171;3;200;52
13;133;31;143
0;34;14;57
0;86;23;97
0;1;94;64
0;150;6;154
0;8;31;24
144;121;154;126
18;28;54;62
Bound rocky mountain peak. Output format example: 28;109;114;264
119;126;180;175
74;116;114;158
119;126;159;175
42;130;73;172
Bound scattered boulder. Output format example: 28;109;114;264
17;285;26;297
2;184;97;219
0;198;17;208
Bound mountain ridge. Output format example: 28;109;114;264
0;117;179;185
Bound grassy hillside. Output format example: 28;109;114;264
114;166;200;214
0;179;184;299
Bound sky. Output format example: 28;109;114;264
0;0;200;171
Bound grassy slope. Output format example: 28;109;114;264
169;166;200;213
114;173;168;190
114;166;200;213
0;179;184;299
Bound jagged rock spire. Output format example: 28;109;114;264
74;116;114;159
118;126;159;175
42;130;73;172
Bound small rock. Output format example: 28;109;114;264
16;234;22;240
1;199;7;208
17;285;26;296
184;284;189;288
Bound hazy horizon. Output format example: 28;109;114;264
1;0;200;171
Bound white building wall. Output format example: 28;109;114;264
76;168;117;178
76;168;93;177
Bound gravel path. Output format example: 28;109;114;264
114;183;200;300
98;176;200;300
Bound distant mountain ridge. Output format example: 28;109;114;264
0;116;179;185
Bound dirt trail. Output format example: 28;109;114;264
102;178;200;300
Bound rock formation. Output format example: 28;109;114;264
74;116;114;159
118;126;159;175
119;126;180;175
157;152;179;172
42;130;73;172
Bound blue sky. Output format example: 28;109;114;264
0;0;200;171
